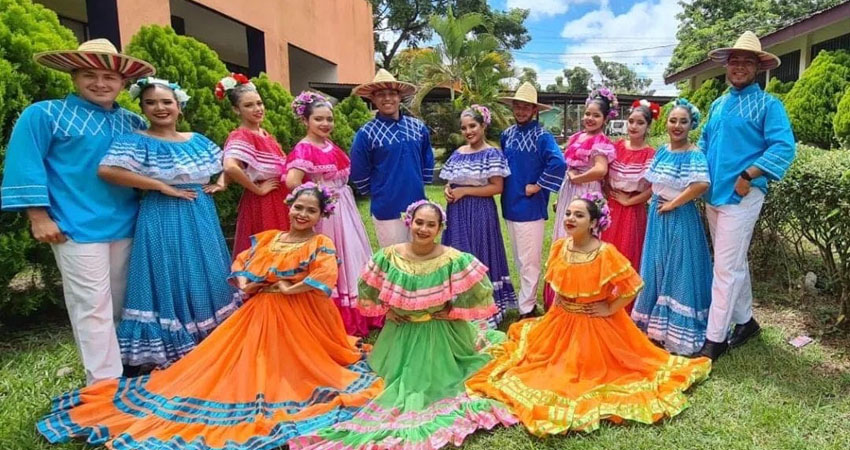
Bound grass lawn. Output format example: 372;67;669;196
2;185;849;449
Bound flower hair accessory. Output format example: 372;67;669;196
579;191;611;236
129;77;191;108
285;182;337;217
672;98;702;129
403;199;447;228
461;104;492;126
215;73;255;101
631;99;661;120
586;86;620;119
291;91;332;118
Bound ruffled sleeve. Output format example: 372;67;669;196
100;133;223;181
286;140;351;181
303;235;339;296
228;230;280;284
564;132;615;169
644;146;711;190
222;128;287;179
438;147;511;184
544;239;644;303
357;246;496;320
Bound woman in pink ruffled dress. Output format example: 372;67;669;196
284;91;383;336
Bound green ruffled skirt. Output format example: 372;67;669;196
289;319;517;449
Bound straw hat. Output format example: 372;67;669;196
353;69;417;98
708;31;780;71
34;38;156;79
499;82;551;111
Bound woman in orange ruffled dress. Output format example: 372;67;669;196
466;192;711;436
37;183;383;450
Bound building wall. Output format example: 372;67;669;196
686;16;850;91
113;0;375;89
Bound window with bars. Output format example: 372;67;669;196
811;32;850;60
772;50;801;82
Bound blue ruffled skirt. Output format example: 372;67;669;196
117;184;241;367
631;196;712;355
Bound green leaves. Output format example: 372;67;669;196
784;50;850;149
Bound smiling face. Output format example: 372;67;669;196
726;50;759;89
627;110;649;141
72;68;124;108
371;88;401;117
410;205;442;244
583;103;606;134
667;106;692;145
460;115;485;147
140;85;181;129
564;199;596;239
233;90;265;127
511;100;537;125
288;193;322;231
305;105;334;141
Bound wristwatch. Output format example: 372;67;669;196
739;170;753;181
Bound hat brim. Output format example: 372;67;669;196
353;81;417;99
707;48;780;71
498;96;552;112
33;50;156;79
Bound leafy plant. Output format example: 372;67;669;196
784;49;850;149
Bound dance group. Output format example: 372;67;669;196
0;31;795;449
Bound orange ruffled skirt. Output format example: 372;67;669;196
38;291;383;449
466;306;711;436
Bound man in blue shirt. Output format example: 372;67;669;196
350;69;435;247
498;83;566;318
1;39;154;383
698;31;796;360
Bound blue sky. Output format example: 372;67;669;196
492;0;682;94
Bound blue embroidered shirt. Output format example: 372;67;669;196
698;83;796;206
1;94;146;243
350;114;435;220
500;120;566;222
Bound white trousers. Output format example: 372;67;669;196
51;238;132;385
505;219;544;314
372;217;410;248
705;190;765;342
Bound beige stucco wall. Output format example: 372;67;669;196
115;0;375;89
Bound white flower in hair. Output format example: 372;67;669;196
220;76;238;90
639;99;651;109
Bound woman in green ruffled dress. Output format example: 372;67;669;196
290;199;517;450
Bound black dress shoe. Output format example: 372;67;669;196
697;339;728;361
519;310;540;320
728;318;761;348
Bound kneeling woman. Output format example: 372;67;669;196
38;184;383;449
291;200;517;450
467;193;711;436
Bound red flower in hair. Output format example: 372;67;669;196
214;82;226;100
631;99;661;120
232;73;250;84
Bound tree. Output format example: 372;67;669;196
834;87;850;149
592;56;652;94
667;0;843;76
784;50;850;149
516;67;540;90
370;0;530;68
563;66;592;94
689;78;725;115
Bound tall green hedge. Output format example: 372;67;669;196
833;87;850;149
784;50;850;149
0;0;78;319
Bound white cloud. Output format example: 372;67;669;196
554;0;682;95
507;0;600;21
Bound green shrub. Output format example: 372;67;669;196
331;109;355;151
757;145;850;325
335;95;373;133
784;50;850;149
650;102;673;137
689;78;726;115
766;77;794;102
833;87;850;149
0;1;77;320
125;25;235;144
